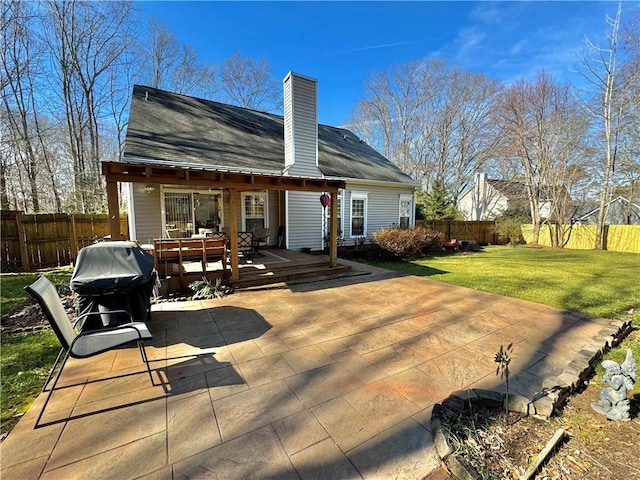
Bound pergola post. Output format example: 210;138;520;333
106;181;122;240
329;190;338;268
228;188;239;281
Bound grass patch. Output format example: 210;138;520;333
1;267;72;318
1;330;60;434
1;268;72;436
1;273;39;318
371;245;639;319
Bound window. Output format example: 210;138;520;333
164;191;222;236
242;192;268;231
399;194;413;228
350;192;367;237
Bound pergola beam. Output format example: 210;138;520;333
102;161;346;281
102;161;344;193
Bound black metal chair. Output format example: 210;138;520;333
237;231;254;259
24;276;153;428
251;227;269;257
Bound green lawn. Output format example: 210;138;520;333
371;245;640;319
1;330;60;433
1;269;72;435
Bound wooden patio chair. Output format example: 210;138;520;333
24;276;153;428
203;237;227;271
153;239;182;277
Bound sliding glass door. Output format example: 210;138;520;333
164;191;222;237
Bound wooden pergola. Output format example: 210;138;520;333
102;161;346;281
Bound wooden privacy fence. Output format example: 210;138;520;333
416;220;497;244
521;224;640;253
0;211;129;272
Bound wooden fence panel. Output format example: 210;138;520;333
0;212;129;272
521;224;640;253
0;210;22;272
416;220;497;244
21;213;73;270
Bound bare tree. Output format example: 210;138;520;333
0;1;65;213
219;52;280;112
143;17;216;98
616;8;640;212
44;1;136;213
350;61;438;182
577;2;629;249
497;71;589;246
349;59;502;203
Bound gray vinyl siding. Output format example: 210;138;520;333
343;183;415;245
131;187;279;246
129;182;413;249
130;183;164;243
220;190;278;246
286;190;323;250
284;82;293;169
284;73;321;178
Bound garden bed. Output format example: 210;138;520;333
433;327;640;479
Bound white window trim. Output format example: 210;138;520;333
336;190;344;236
399;194;413;227
323;190;344;248
350;191;368;238
241;191;269;231
324;190;344;234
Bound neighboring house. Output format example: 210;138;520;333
120;72;417;251
573;196;640;225
458;173;557;221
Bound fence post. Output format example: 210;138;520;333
70;213;79;262
15;211;31;271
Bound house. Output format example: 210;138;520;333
103;72;417;279
573;196;640;225
458;173;556;221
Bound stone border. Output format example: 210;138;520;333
430;318;633;479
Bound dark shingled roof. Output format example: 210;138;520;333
124;85;416;185
487;179;529;199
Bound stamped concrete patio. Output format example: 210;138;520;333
1;261;619;479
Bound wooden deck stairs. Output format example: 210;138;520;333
233;259;355;289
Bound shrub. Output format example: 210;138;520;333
373;226;444;259
494;206;531;245
188;277;231;299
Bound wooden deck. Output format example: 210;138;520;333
159;248;352;292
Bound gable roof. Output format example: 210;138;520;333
487;179;529;199
574;196;640;222
123;85;416;186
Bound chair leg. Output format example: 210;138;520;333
42;347;65;392
34;352;70;428
137;341;155;385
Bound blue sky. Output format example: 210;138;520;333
138;1;628;126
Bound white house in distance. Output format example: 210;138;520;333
573;196;640;225
119;72;418;250
458;173;552;221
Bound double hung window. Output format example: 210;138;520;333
350;192;367;237
242;192;268;231
399;195;413;228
